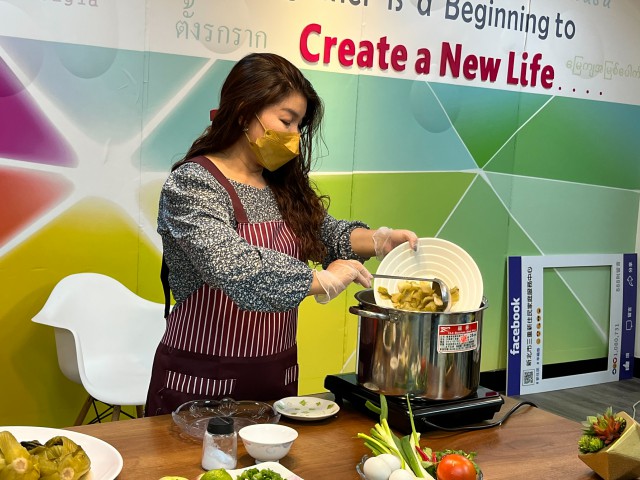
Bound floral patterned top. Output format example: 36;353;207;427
158;162;369;311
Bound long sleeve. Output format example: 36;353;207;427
320;214;370;268
158;163;314;312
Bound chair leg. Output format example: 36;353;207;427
136;405;144;418
112;405;121;421
75;395;94;426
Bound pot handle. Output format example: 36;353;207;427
349;306;390;321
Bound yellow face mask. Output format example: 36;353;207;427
245;115;300;171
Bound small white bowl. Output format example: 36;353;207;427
238;423;298;463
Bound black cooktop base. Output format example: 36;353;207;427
324;373;504;434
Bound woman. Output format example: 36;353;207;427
145;53;417;416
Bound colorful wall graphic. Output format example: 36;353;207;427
0;0;638;427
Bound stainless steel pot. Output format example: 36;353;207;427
349;289;488;400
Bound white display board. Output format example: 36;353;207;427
506;253;637;396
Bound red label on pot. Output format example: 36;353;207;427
437;322;479;353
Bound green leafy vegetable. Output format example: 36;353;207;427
356;395;404;461
358;395;480;479
234;467;284;480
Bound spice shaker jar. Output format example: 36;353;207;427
202;416;237;471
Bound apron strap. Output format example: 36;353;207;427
161;155;250;317
161;256;171;318
187;156;249;224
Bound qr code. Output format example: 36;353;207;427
522;369;535;385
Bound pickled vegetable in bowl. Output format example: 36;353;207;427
374;238;483;313
377;280;459;312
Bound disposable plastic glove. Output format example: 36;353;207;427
314;259;373;304
372;226;419;260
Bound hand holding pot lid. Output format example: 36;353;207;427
372;227;419;261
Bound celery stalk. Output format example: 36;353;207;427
398;434;435;479
357;395;406;468
404;395;435;479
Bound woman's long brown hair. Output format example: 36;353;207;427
177;53;328;263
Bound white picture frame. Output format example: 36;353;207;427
506;253;637;396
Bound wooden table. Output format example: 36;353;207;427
67;396;599;479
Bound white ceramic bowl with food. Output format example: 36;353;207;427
238;423;298;463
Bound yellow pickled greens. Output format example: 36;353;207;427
0;431;40;479
0;432;90;480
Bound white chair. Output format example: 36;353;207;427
32;273;166;425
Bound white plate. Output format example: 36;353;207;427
374;237;483;312
1;426;123;480
273;397;340;421
227;461;303;479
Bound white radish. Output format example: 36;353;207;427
389;469;418;480
362;456;393;480
377;453;402;472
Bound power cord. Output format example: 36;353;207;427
420;399;539;432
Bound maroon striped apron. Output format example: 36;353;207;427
145;157;300;416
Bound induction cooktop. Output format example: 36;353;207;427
324;373;504;434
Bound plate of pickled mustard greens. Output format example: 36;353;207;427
161;461;302;480
356;395;482;480
0;426;123;479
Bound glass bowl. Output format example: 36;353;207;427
356;454;484;479
172;398;281;440
356;455;368;479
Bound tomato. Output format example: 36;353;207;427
436;453;477;480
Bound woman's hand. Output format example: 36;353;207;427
313;259;372;304
372;227;418;260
